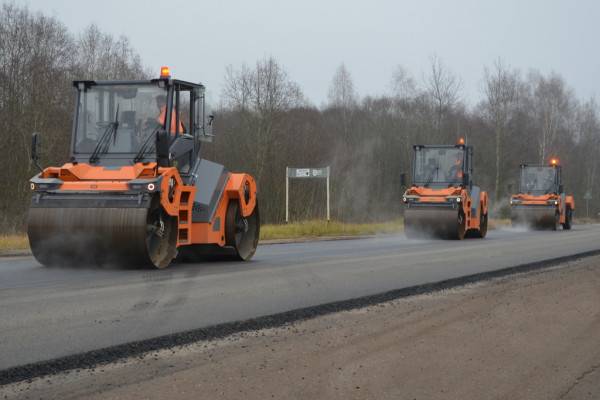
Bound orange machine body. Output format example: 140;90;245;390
509;162;574;229
28;71;260;268
35;162;257;248
510;193;574;225
402;143;489;239
403;185;489;232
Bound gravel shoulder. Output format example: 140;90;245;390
2;256;600;400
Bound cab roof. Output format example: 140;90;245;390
72;78;205;90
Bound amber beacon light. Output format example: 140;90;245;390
160;66;171;78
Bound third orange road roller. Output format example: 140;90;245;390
402;139;489;239
27;67;259;268
509;158;574;230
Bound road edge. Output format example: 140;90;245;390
0;235;381;258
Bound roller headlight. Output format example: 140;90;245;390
403;195;419;203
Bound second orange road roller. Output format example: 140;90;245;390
509;158;574;230
402;139;489;239
27;67;260;268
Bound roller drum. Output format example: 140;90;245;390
511;206;558;230
27;198;177;268
404;206;463;239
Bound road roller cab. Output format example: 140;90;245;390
402;140;489;239
510;159;574;230
27;67;260;268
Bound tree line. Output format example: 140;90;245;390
209;56;600;223
1;3;599;231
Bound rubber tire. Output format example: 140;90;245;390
477;211;488;238
456;211;466;240
562;207;573;230
551;212;559;231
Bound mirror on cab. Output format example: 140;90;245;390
193;87;215;142
400;172;407;187
31;132;42;172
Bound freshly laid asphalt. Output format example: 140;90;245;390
1;225;600;373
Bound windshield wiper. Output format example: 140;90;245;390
424;166;439;187
89;105;120;164
133;126;161;163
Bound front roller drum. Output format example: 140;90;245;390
404;206;466;240
27;198;177;268
511;206;558;230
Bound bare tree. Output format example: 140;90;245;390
75;24;148;80
529;72;574;163
325;64;360;220
482;59;520;200
574;99;600;204
390;65;417;100
327;63;357;108
220;56;304;220
425;55;462;136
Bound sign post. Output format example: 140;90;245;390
286;167;331;223
584;190;592;218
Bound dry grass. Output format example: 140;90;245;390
573;217;598;224
0;234;29;251
262;218;518;241
260;220;404;241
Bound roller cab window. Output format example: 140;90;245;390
413;147;465;187
519;166;558;194
74;83;167;156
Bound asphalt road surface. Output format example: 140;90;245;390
2;225;600;371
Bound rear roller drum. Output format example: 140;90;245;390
225;201;260;261
145;198;178;268
479;212;488;238
456;211;466;240
510;207;557;230
562;207;573;230
468;208;487;239
404;208;465;240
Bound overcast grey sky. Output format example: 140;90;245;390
19;0;600;106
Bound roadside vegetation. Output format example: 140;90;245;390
260;220;404;241
0;235;29;251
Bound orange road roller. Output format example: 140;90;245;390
27;67;260;268
402;139;489;239
510;158;574;230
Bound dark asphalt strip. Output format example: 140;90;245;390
2;248;600;386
